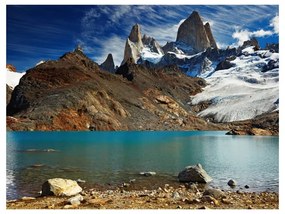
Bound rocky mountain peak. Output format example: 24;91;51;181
142;35;164;55
122;24;144;64
204;22;217;49
176;11;213;52
100;53;115;73
129;24;143;45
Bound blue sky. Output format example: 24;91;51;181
7;5;279;71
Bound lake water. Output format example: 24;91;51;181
6;131;278;200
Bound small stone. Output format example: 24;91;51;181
76;179;86;183
123;182;130;187
177;205;182;209
201;195;219;206
198;206;210;209
68;194;84;206
203;188;225;199
221;198;233;204
178;164;212;183
227;179;237;187
63;204;77;209
21;196;36;200
245;185;250;189
129;179;136;183
139;171;156;176
172;192;180;200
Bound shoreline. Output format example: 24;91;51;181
7;184;279;209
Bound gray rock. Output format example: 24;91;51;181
172;191;180;200
41;178;82;196
228;179;237;187
139;171;156;176
203;188;225;199
178;164;212;183
244;185;250;189
68;194;84;205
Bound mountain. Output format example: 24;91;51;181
100;53;115;73
7;49;224;131
176;11;216;52
6;11;278;135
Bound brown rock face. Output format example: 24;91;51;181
176;11;214;52
122;24;144;64
100;53;115;73
204;22;217;49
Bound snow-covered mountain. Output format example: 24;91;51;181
118;10;279;123
191;46;279;122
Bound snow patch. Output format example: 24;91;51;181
140;47;163;64
6;69;25;89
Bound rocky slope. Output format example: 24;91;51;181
7;48;223;131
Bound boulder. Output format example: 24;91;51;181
178;164;212;183
41;178;82;196
227;179;237;187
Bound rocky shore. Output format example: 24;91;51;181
7;185;278;209
7;165;278;209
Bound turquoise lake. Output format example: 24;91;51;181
6;131;278;200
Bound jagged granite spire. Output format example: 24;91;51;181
204;22;217;49
176;11;213;52
100;53;115;73
122;24;144;64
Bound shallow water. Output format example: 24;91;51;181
6;131;278;199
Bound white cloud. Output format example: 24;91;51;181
142;19;185;46
270;15;279;34
232;28;274;46
93;35;126;66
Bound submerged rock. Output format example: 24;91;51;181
139;171;156;176
178;164;212;183
41;178;82;197
228;179;237;187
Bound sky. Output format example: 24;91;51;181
6;5;279;71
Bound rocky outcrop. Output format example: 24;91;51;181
6;84;13;105
122;24;144;64
178;164;212;183
6;64;16;72
100;53;115;73
215;60;234;71
142;35;164;54
176;11;213;52
240;38;260;51
41;178;82;196
204;22;217;49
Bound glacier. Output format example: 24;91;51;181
191;47;279;122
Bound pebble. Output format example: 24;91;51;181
63;204;77;209
21;196;36;200
177;205;182;209
129;179;136;183
68;194;84;206
139;171;156;176
77;179;86;183
172;192;180;200
123;183;130;187
245;185;250;189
